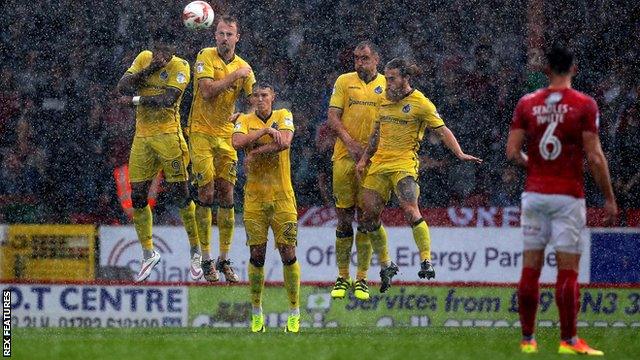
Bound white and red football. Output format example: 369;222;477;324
182;1;214;30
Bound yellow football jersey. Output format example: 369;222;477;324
233;109;295;202
125;50;190;137
370;89;445;173
188;47;256;137
329;72;386;161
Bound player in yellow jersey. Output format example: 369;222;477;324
232;83;301;333
357;58;482;292
327;41;386;301
188;15;256;282
115;36;201;282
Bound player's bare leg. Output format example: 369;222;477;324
131;181;161;282
518;250;544;353
197;182;218;282
556;252;602;355
361;189;397;292
332;207;355;299
214;178;239;282
278;244;300;333
396;177;434;280
249;244;266;332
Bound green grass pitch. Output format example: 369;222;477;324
12;327;639;360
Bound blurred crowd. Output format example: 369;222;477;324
0;0;638;224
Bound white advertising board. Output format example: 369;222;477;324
99;226;590;283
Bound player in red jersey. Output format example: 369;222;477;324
506;46;617;356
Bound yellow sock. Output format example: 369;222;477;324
178;201;199;248
133;205;153;250
355;230;372;280
283;260;300;309
195;204;212;254
412;219;432;261
217;206;235;254
335;230;353;279
369;224;390;265
248;263;264;308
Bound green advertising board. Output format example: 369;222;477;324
189;285;640;328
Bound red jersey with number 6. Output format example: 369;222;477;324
510;87;599;198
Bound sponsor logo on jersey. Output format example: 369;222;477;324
234;122;242;131
402;104;411;113
374;86;383;94
379;115;409;125
196;62;205;73
348;97;377;108
176;72;187;84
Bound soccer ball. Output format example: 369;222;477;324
182;1;214;30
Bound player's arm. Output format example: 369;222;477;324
118;87;182;108
117;53;170;95
198;66;252;101
117;69;155;95
506;129;528;166
506;98;528;166
355;122;381;179
246;130;293;155
232;127;281;150
327;107;363;160
140;87;182;108
583;131;618;224
432;126;483;163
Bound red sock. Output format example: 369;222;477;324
556;269;579;340
518;267;541;337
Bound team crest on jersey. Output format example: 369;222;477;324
374;86;383;94
402;104;411;113
159;70;168;81
171;160;180;172
284;117;293;127
196;62;204;73
234;122;242;131
176;72;187;84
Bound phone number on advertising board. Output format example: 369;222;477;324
9;315;183;328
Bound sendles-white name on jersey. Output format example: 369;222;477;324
532;104;569;125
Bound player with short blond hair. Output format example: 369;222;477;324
188;15;256;282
